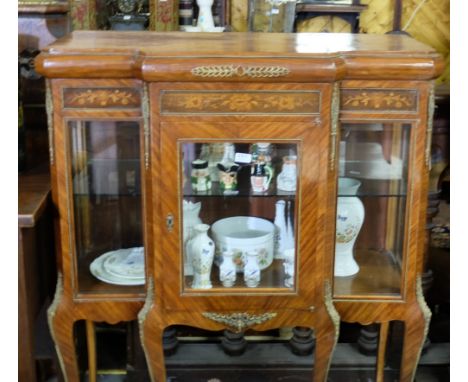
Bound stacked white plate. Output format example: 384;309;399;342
90;247;145;286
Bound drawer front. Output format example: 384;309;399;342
63;87;142;110
341;88;419;113
160;90;321;115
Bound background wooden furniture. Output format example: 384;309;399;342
19;167;57;381
36;31;443;381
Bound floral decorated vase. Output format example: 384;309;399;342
335;177;365;277
188;224;215;289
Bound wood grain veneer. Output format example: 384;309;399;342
37;32;442;382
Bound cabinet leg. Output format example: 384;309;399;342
48;309;79;382
400;277;432;382
313;280;340;382
313;327;337;382
85;320;97;382
142;324;167;382
376;322;389;382
48;274;80;382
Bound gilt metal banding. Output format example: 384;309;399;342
411;274;432;381
202;312;277;332
330;83;340;171
142;85;150;169
425;83;435;169
45;79;54;164
47;272;67;381
191;65;290;78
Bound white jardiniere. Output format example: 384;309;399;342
219;250;236;287
335;178;365;277
189;224;215;289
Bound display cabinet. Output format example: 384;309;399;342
36;31;443;382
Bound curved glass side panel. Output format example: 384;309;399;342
69;120;144;295
334;122;411;299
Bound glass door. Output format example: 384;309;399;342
334;122;411;299
68;120;145;296
159;120;326;310
181;140;299;291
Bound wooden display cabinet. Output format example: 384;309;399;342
36;31;443;382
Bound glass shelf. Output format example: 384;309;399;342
333;249;402;299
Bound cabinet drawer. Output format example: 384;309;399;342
63;87;142;109
160;90;321;115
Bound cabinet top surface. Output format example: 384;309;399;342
44;31;437;57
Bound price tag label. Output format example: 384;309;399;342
271;8;280;15
234;152;252;164
124;15;131;20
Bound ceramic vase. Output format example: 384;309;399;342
243;251;261;288
274;200;287;259
285;200;295;251
335;177;365;277
183;200;202;276
189;224;215;289
283;248;295;288
219;250;236;287
277;155;297;192
196;0;215;31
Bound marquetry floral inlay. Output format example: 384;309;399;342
342;90;417;111
162;91;320;114
64;88;141;108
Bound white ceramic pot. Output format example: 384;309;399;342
188;224;215;289
211;216;275;272
335;177;365;277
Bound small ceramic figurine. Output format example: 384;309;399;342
251;162;272;193
188;224;215;289
217;162;240;191
219;250;236;287
277;155;297;192
191;159;211;192
244;250;261;288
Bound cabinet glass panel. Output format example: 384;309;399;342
69;121;144;295
181;142;298;292
334;122;411;298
